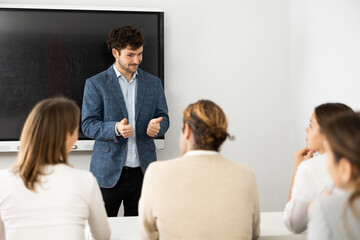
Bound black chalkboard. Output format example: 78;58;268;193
0;7;164;140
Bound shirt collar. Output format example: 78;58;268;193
184;150;219;157
113;64;138;81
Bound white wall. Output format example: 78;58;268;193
290;0;360;147
0;0;293;211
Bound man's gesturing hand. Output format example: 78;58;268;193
147;117;163;138
116;118;133;138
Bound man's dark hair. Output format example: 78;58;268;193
107;25;144;52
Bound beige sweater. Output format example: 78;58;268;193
139;153;260;240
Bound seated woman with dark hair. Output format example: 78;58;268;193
0;97;110;240
139;99;260;240
284;103;354;233
308;112;360;240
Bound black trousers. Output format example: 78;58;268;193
100;166;144;217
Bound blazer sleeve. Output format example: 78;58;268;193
81;78;119;142
154;80;169;138
138;164;159;240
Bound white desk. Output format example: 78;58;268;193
92;212;306;240
259;212;306;240
107;217;140;240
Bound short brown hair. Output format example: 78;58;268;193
107;25;144;52
13;97;80;191
183;100;231;151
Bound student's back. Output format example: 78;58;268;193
0;97;110;240
140;154;259;240
139;100;260;240
0;164;109;240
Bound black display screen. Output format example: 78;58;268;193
0;8;164;140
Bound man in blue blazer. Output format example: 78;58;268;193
81;25;169;217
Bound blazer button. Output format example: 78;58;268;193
121;145;126;149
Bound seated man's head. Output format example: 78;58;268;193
180;100;230;155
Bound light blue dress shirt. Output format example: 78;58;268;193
113;65;140;167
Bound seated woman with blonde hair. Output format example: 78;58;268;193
0;97;110;240
308;112;360;239
139;99;260;240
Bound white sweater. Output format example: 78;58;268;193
284;153;332;233
0;164;110;240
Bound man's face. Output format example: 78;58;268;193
114;46;143;74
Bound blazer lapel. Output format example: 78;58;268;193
135;69;146;121
107;66;128;118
